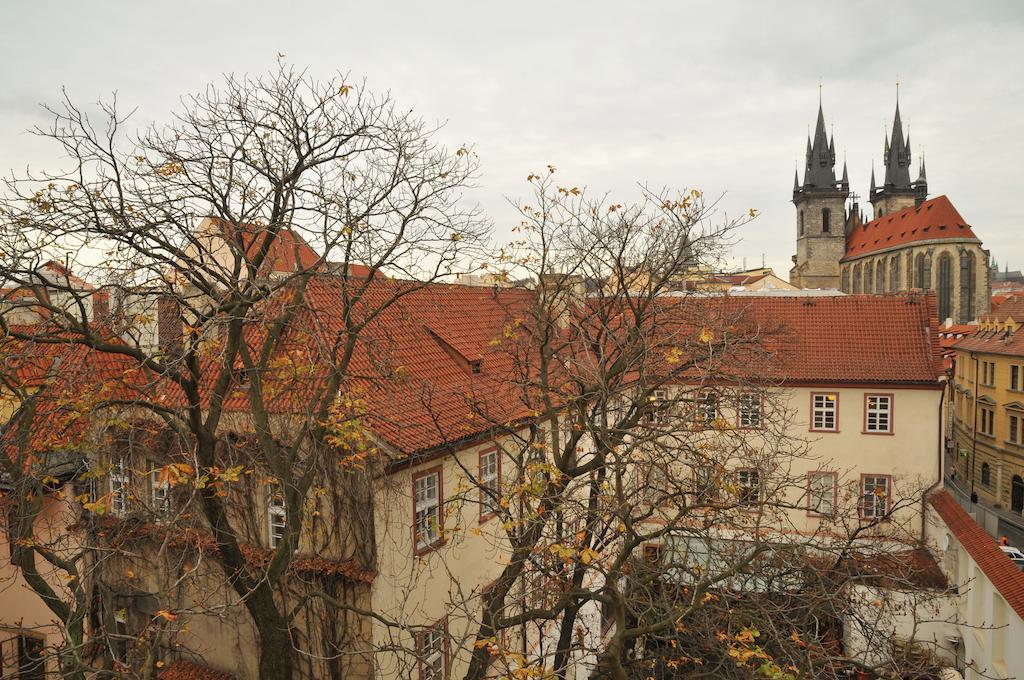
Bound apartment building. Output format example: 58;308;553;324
0;263;947;679
949;300;1024;513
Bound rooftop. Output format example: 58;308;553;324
843;195;979;260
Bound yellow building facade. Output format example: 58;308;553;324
949;305;1024;513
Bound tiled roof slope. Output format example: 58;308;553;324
661;293;942;385
218;278;537;456
982;298;1024;324
843;195;979;260
952;327;1024;358
4;287;942;460
930;490;1024;619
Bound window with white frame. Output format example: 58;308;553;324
692;465;716;504
807;472;836;516
738;392;761;428
268;486;286;549
736;469;760;507
149;465;171;517
414;469;442;552
479;449;499;515
1011;414;1021;444
110;459;130;516
864;395;892;433
811;393;838;431
861;475;890;519
694;390;719;424
418;619;447;680
1012;365;1021;391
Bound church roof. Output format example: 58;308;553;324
842;195;979;261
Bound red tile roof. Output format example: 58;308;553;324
930;489;1024;619
660;293;942;385
983;298;1024;324
951;327;1024;358
3;287;943;461
843;195;979;260
208;217;322;274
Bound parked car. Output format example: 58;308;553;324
999;545;1024;570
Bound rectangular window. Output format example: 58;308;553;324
643;461;669;505
1011;415;1021;444
980;407;995;436
1012;365;1020;391
417;619;447;680
149;462;171;517
737;393;762;428
110;459;130;516
479;449;499;519
646;389;668;425
692;465;716;504
861;475;891;520
982;361;996;386
736;469;760;507
0;633;46;680
268;486;286;549
414;468;443;552
642;544;664;565
694;390;719;425
811;393;838;431
807;471;836;516
864;394;892;433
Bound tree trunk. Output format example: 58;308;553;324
256;614;294;680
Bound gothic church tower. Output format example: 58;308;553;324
869;98;927;218
789;103;849;289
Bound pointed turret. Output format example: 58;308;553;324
912;153;928;207
802;103;839;190
791;98;848;291
883;101;913;190
869;166;876;195
871;96;919;218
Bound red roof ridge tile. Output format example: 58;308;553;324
930;489;1024;619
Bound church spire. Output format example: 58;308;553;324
883;98;913;190
801;102;839;190
869;165;876;195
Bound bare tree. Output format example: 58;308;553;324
446;174;950;680
0;63;488;679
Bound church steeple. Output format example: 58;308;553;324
870;91;919;218
802;103;839;190
790;97;849;291
882;100;913;190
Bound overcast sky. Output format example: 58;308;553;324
2;1;1022;277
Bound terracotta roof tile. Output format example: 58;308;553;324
843;195;978;260
930;489;1024;619
662;293;942;385
952;328;1024;358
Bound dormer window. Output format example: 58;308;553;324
470;360;482;374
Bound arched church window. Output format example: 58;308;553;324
864;261;874;294
937;253;953;321
961;251;976;321
841;267;850;293
875;259;885;294
822;208;831;234
852;263;861;293
890;257;900;292
799;211;804;236
915;253;926;289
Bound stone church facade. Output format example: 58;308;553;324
789;99;990;323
